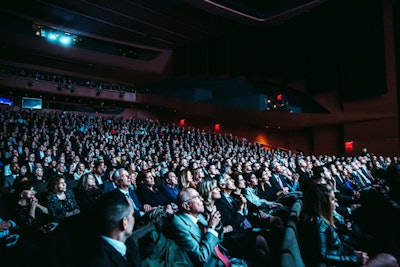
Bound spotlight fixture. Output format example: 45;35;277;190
34;24;80;47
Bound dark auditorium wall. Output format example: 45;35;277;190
0;0;398;157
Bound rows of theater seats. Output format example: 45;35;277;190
280;198;307;267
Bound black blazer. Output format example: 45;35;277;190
215;194;245;231
333;175;356;206
257;182;280;201
78;237;141;267
300;216;359;267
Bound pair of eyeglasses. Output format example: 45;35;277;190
184;195;202;202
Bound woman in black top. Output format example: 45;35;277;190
300;183;398;267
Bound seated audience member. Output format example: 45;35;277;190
201;176;271;265
46;176;81;222
179;168;197;189
160;170;181;204
242;172;286;228
128;169;138;191
385;163;400;204
136;170;171;208
371;161;387;181
19;165;30;180
300;183;398;267
281;166;301;192
193;167;206;185
296;157;314;192
74;172;103;214
269;162;291;195
12;180;70;267
113;168;154;227
1;162;20;197
77;190;141;267
51;162;69;181
257;168;281;202
167;187;248;267
92;160;106;190
3;155;20;177
330;163;360;207
72;162;89;181
103;169;118;194
31;167;47;194
312;165;361;219
0;216;30;267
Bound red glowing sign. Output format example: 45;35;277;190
214;124;220;132
345;141;353;151
276;94;283;101
180;119;185;127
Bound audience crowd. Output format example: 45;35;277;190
0;109;400;267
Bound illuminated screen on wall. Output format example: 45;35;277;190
22;97;42;110
0;97;13;106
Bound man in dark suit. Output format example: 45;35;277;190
215;174;249;230
112;168;154;227
78;190;141;267
330;164;359;206
168;187;245;267
24;152;37;178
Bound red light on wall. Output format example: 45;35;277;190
214;124;220;132
345;141;354;151
180;119;185;127
276;94;282;101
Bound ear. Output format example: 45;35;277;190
182;202;190;211
120;217;128;231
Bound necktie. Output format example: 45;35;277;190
359;170;372;184
227;195;235;206
197;221;230;267
356;173;366;187
125;192;138;210
277;176;284;190
336;174;343;184
242;218;252;229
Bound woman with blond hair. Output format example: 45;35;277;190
197;177;271;266
178;168;197;189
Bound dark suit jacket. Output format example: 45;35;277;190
136;184;170;207
168;212;224;267
113;188;146;225
271;174;289;191
333;175;355;206
257;182;280;201
78;237;141;267
215;194;245;231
